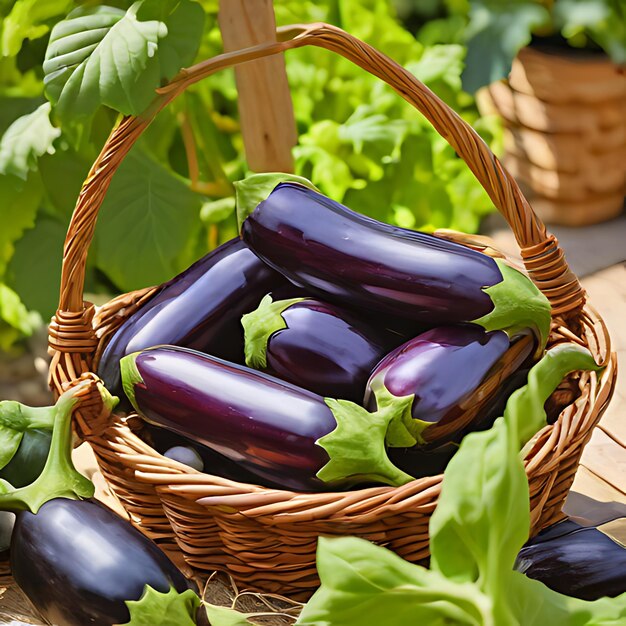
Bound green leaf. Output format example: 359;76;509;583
461;1;551;93
241;294;306;370
406;44;465;93
8;215;66;320
472;258;552;353
94;148;202;292
0;103;60;180
0;283;39;351
297;536;490;626
429;345;601;600
1;0;72;58
338;105;408;157
316;398;414;487
38;148;91;219
0;172;42;275
123;585;200;626
235;172;319;231
507;569;626;626
204;604;256;626
200;197;235;224
43;1;204;122
554;0;610;30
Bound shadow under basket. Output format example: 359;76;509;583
47;23;617;597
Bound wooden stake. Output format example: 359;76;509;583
218;0;297;172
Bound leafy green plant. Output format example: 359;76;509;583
438;0;626;93
203;345;626;625
0;0;502;352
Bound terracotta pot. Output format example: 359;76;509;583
483;44;626;226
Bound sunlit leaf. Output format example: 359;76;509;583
0;103;60;180
94;148;202;292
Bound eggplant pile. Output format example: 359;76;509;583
106;173;553;492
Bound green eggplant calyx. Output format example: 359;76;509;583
123;585;201;626
316;398;415;488
241;294;307;369
0;380;109;513
235;172;319;231
120;352;144;411
473;259;552;354
371;383;431;447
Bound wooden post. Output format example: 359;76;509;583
218;0;297;173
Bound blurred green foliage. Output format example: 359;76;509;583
396;0;626;92
0;0;503;351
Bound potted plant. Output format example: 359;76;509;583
457;0;626;226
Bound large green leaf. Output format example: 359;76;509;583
8;215;66;320
297;536;489;626
0;172;42;275
38;148;91;219
94;148;203;292
1;0;72;57
461;0;551;93
43;0;204;122
0;283;39;351
0;103;60;180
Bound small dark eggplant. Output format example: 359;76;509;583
242;295;399;402
364;326;534;446
97;237;289;396
0;428;51;488
515;518;626;600
121;346;416;491
11;498;193;626
238;177;551;350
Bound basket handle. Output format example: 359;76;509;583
50;23;585;364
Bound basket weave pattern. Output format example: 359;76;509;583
47;24;616;595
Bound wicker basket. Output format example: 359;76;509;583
48;23;617;596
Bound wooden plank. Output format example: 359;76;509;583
218;0;297;172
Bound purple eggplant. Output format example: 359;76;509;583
237;177;551;350
364;326;535;446
515;518;626;600
97;238;289;396
242;295;401;402
121;346;417;491
387;367;530;478
1;385;201;626
11;499;195;626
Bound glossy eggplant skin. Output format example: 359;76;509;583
365;326;534;444
0;428;51;487
256;299;398;402
388;367;530;478
515;519;626;600
97;238;288;395
11;498;191;626
124;346;336;491
241;183;502;324
142;424;288;489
